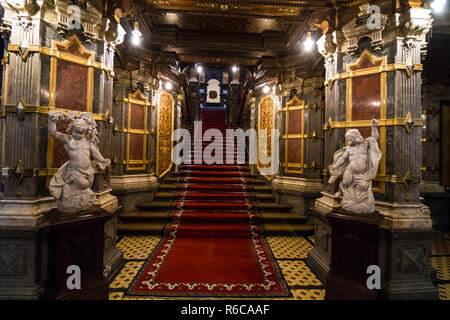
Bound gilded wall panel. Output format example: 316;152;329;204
156;91;174;177
257;95;275;177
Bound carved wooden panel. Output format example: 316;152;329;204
346;50;387;193
126;90;148;171
156;91;174;177
283;96;304;174
47;35;95;171
257;96;275;177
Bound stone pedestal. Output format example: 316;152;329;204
46;208;112;300
378;227;438;300
307;207;332;283
110;174;158;212
103;206;124;283
272;176;322;216
0;224;50;299
325;209;383;300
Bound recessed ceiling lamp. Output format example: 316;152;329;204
303;32;315;51
232;65;239;72
165;82;173;90
131;21;142;46
431;0;447;12
263;85;270;94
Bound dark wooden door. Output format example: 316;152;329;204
442;104;450;187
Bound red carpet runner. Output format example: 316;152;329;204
128;109;290;297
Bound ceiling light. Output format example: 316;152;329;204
303;32;315;51
431;0;447;12
196;65;203;73
131;21;142;46
165;82;173;90
263;85;270;94
232;65;239;72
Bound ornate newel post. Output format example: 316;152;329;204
309;2;438;299
0;0;123;298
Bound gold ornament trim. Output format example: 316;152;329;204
126;89;149;171
281;96;305;175
257;95;276;180
156;91;174;178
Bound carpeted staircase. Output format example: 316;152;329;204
118;109;313;236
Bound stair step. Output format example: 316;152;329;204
117;222;165;235
260;212;308;223
136;201;171;211
253;185;272;192
159;184;178;190
121;211;306;224
120;211;169;223
180;165;248;171
257;202;293;212
117;222;313;236
154;192;274;202
263;224;314;236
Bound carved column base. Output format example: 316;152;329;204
378;228;439;300
314;191;341;214
0;197;56;227
0;225;50;299
376;201;433;229
110;174;159;212
307;192;341;283
103;206;124;283
271;176;323;216
95;188;119;213
420;182;450;230
307;207;332;283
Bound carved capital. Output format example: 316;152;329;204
341;2;388;55
317;32;337;59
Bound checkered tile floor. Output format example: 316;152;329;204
109;235;324;300
431;234;450;300
109;233;450;300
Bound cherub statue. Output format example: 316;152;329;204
48;111;110;214
328;119;382;215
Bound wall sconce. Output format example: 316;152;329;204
131;21;142;46
303;32;315;51
431;0;447;12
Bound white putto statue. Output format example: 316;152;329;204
48;111;110;214
329;119;382;215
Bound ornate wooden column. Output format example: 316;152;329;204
309;2;438;299
271;75;324;216
110;66;159;212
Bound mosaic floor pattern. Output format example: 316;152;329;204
110;233;450;300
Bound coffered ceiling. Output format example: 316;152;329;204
113;0;335;70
